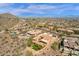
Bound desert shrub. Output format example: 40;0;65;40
51;42;59;50
68;51;72;56
73;30;79;34
11;32;17;39
26;50;33;56
15;49;20;56
5;28;9;31
32;43;43;51
27;37;33;47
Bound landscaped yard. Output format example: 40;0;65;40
32;43;43;51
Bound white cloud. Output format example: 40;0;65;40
0;3;13;7
9;8;45;15
27;5;57;10
9;4;58;15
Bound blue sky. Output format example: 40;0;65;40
0;3;79;17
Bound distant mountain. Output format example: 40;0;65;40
0;13;20;30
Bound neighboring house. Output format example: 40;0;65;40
18;33;31;39
33;33;59;46
61;36;79;55
33;33;51;44
64;37;79;50
57;28;74;34
27;29;42;36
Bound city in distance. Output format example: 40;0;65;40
0;3;79;56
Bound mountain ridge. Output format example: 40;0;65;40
0;13;20;30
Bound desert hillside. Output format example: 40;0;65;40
0;13;20;30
